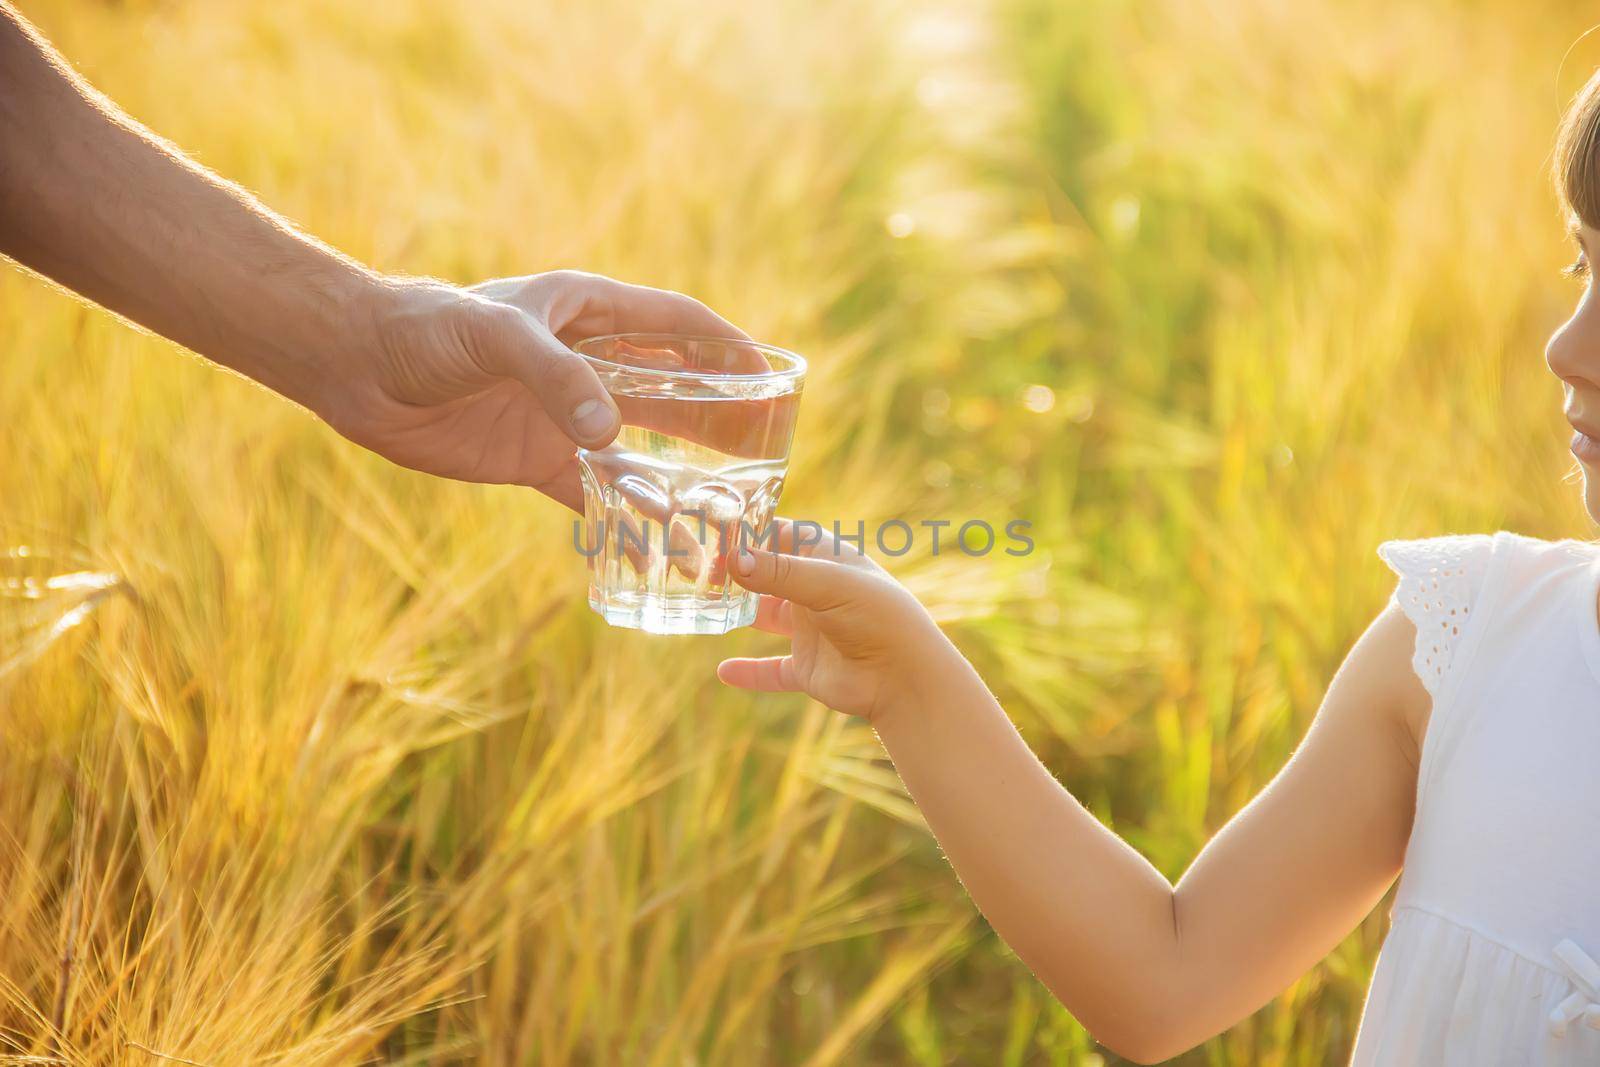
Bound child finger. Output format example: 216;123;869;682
753;595;793;636
716;656;800;692
758;517;832;559
730;544;855;609
752;517;869;567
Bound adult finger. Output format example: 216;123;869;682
596;279;752;342
531;467;583;512
590;280;777;375
716;656;800;692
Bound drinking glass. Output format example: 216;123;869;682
572;333;805;634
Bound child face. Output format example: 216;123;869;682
1545;221;1600;524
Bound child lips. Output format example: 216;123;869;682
1572;429;1600;464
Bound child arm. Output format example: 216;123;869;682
722;530;1425;1063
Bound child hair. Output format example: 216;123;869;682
1556;66;1600;228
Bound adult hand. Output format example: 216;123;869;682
322;271;745;510
0;10;748;512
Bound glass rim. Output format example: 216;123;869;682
573;332;807;384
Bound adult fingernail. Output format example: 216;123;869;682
571;399;616;439
734;549;755;576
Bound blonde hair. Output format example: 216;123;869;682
1556;68;1600;228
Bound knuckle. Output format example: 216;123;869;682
543;268;604;296
539;349;591;395
475;304;530;366
672;291;715;323
482;299;525;334
454;297;505;340
467;274;521;300
438;292;477;330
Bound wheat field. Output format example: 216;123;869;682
2;0;1597;1063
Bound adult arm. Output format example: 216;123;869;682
0;3;740;507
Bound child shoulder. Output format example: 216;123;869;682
1373;529;1597;703
1492;529;1600;569
1373;532;1503;707
1375;532;1495;579
1376;529;1596;583
1375;533;1499;634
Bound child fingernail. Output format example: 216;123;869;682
734;549;755;575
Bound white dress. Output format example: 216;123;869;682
1350;531;1600;1065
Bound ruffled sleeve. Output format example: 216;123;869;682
1376;534;1497;702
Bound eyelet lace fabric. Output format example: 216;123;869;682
1376;535;1495;700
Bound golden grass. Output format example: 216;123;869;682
2;0;1597;1062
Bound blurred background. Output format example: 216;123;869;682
3;0;1598;1062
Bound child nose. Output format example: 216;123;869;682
1546;311;1600;387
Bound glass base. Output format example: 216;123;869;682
589;589;758;635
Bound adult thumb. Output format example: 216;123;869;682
472;300;620;447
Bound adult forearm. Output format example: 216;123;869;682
873;651;1186;1059
0;4;381;413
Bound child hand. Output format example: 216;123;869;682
716;520;955;722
